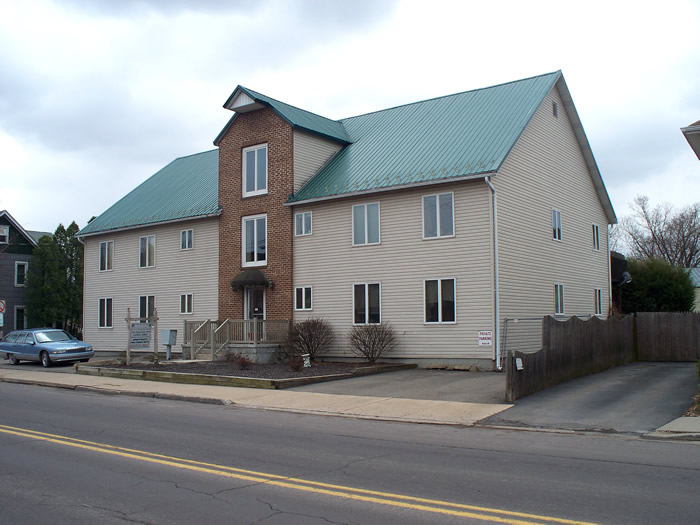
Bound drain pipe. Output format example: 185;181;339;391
485;176;501;370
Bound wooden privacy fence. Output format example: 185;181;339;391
505;312;700;402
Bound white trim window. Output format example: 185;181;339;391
295;212;312;236
181;229;193;250
242;214;267;266
99;240;114;271
139;235;155;268
139;295;155;320
594;288;603;316
15;306;27;330
552;209;562;241
180;293;193;314
592;224;600;251
554;284;565;315
98;298;113;328
352;203;380;246
353;283;381;324
0;225;8;244
295;286;312;310
15;261;28;287
423;192;454;239
242;144;268;197
424;278;456;323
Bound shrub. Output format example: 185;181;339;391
348;323;396;364
287;318;334;361
229;353;253;370
288;354;304;372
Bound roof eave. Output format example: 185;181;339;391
78;209;222;239
0;210;40;247
681;124;700;160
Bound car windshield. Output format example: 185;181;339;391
35;331;73;343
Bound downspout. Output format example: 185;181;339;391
485;177;501;370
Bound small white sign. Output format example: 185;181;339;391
0;312;3;327
477;330;492;346
130;322;152;349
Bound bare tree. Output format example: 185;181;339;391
618;196;700;267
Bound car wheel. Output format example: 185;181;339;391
79;359;90;363
8;354;20;365
40;352;52;368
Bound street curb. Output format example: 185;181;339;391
642;432;700;442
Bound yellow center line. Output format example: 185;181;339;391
0;424;597;525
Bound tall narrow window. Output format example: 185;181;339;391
99;240;114;271
0;226;8;244
243;144;267;197
592;224;600;251
594;288;603;316
181;229;193;250
352;203;380;245
424;278;456;323
295;212;312;236
295;287;312;310
139;235;155;268
99;298;113;328
15;306;26;330
139;295;155;320
242;214;267;266
353;283;381;324
180;294;193;314
554;284;565;315
552;210;562;241
15;262;28;287
423;192;454;239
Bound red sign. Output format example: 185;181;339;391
0;300;6;313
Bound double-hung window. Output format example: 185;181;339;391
0;226;8;244
295;287;312;310
552;210;562;241
594;288;603;316
139;295;155;320
99;240;113;271
242;214;267;266
423;193;454;239
180;293;193;314
424;278;456;323
98;298;113;328
139;235;155;268
15;262;28;287
181;229;193;250
554;284;565;315
352;203;380;246
295;212;312;236
243;144;267;197
592;224;600;251
353;283;381;324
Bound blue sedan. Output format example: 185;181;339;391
0;328;94;367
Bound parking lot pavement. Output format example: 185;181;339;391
0;359;78;373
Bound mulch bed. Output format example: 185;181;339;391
109;360;369;380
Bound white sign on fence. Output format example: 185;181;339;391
477;330;493;346
130;322;152;349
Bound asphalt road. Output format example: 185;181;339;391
1;382;698;524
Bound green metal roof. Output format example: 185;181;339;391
288;71;561;203
78;149;220;237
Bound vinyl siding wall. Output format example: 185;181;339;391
293;130;343;192
293;180;495;361
493;81;611;324
82;218;219;354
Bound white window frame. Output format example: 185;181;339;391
139;295;155;320
180;293;193;315
0;225;8;244
552;209;562;241
99;240;114;272
139;235;156;268
424;278;457;324
15;261;28;287
352;282;381;325
180;229;193;251
242;143;268;197
422;192;455;239
14;305;27;330
294;286;313;311
352;203;381;246
592;224;600;251
554;283;565;315
594;288;603;316
98;297;113;328
295;212;312;236
242;214;267;267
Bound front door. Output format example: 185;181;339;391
245;288;265;320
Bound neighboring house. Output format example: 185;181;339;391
82;71;616;367
0;210;50;337
689;268;700;312
681;119;700;160
78;151;221;353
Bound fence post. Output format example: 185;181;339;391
210;321;215;358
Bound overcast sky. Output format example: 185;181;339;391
1;0;698;234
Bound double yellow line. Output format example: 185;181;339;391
0;424;596;524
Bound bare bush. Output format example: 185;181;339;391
348;324;396;364
287;318;334;360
